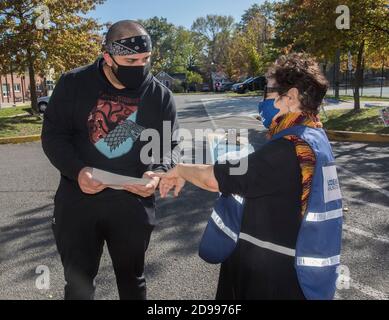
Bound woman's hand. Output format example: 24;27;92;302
152;167;186;198
123;171;160;198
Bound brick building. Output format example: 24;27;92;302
0;71;49;106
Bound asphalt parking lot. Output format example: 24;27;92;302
0;94;388;300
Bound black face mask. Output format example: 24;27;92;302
110;55;151;90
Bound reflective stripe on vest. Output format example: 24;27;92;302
232;194;244;205
240;233;341;268
297;255;340;268
239;233;296;257
306;208;343;222
211;210;239;243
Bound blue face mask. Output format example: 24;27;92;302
258;99;280;129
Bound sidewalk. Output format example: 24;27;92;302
323;99;389;111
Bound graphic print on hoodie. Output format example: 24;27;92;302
87;93;145;159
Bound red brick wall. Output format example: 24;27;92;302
0;72;45;105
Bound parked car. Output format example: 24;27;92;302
188;84;198;92
231;83;240;92
37;96;50;113
366;77;386;86
234;76;266;94
220;81;235;92
247;76;266;91
232;78;253;92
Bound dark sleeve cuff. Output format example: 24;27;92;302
214;161;230;194
67;161;86;181
148;164;171;173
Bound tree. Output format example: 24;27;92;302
0;0;105;112
227;19;265;79
166;27;205;74
138;17;206;76
225;2;279;80
139;17;175;74
191;15;236;77
240;1;275;41
274;0;389;111
187;71;203;85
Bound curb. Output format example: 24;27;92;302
0;135;41;145
326;130;389;143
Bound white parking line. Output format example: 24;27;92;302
336;281;389;300
338;166;389;199
350;280;389;300
201;99;219;129
343;196;389;211
343;224;389;244
201;99;260;129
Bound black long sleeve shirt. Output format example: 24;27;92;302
214;138;305;299
42;58;179;211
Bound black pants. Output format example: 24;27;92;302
52;192;154;300
215;245;306;300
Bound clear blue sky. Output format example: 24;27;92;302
88;0;266;29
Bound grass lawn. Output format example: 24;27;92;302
326;95;389;102
0;105;32;118
227;90;263;98
0;106;42;138
321;107;389;134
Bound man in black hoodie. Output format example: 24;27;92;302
41;20;179;300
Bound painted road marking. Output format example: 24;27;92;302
338;167;389;199
350;280;389;300
343;224;389;244
343;196;389;212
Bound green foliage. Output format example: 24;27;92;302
191;15;236;76
0;105;31;118
0;0;104;75
186;71;203;84
273;0;389;110
224;2;278;80
171;80;185;93
0;0;105;110
139;18;205;76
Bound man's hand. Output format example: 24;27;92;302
123;171;160;198
152;167;186;198
78;167;107;195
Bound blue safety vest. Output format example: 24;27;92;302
199;140;249;265
199;125;343;300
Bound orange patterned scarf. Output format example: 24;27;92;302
268;112;323;215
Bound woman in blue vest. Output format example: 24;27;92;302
155;53;343;300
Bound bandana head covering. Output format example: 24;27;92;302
105;35;152;56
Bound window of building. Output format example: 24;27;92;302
2;84;10;97
14;83;21;93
